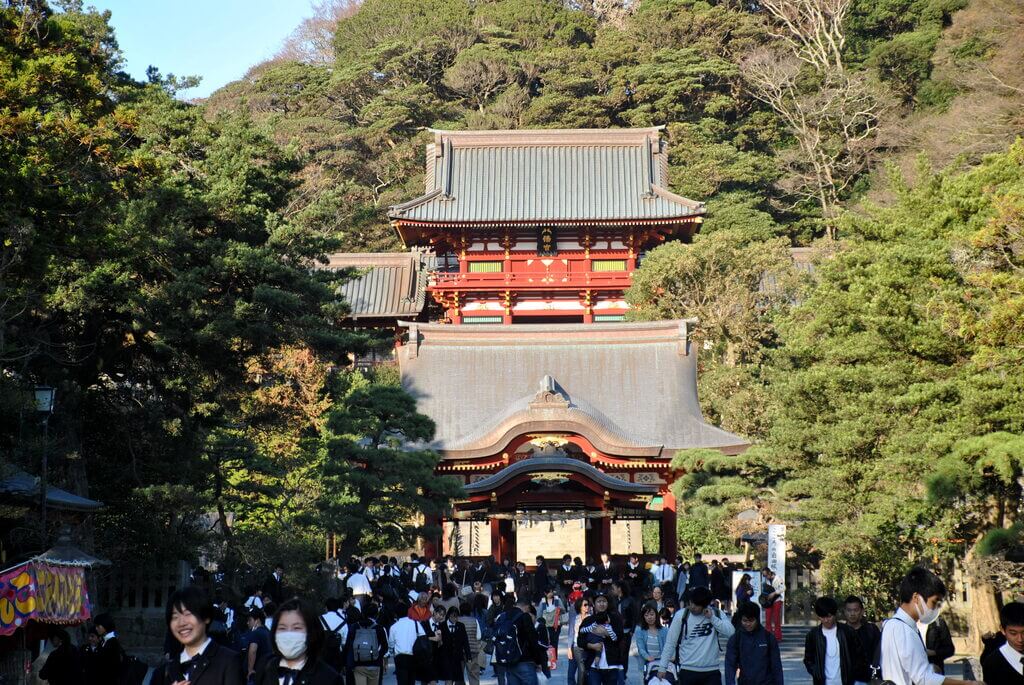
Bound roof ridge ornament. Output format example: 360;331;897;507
530;375;570;409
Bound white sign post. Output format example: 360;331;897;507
767;524;787;625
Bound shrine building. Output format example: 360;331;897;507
335;127;748;561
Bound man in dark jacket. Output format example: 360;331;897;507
92;612;124;684
39;629;80;685
843;596;881;679
687;554;709;592
494;599;545;685
262;563;285;604
981;601;1024;684
532;556;552;602
803;597;868;685
725;602;783;685
924;615;956;674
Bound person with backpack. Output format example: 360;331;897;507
155;585;243;685
724;601;782;685
493;597;545;685
344;605;388;685
656;586;736;685
538;587;565;658
321;597;350;673
389;603;424;685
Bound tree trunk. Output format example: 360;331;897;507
964;546;1001;653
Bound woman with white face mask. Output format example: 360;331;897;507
255;598;343;685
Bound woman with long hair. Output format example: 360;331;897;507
735;573;755;607
633;603;667;680
254;598;342;684
567;596;592;685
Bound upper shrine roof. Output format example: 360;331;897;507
396;319;748;458
323;251;433;320
388;127;705;226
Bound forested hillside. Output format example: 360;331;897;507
208;0;1023;627
2;0;1022;633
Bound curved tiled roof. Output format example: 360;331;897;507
323;251;432;319
397;320;748;458
464;456;658;495
388;128;705;225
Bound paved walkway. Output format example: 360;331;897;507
377;624;816;685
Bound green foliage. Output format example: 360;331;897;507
316;371;464;556
976;522;1023;557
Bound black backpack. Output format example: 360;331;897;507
492;610;524;665
412;621;435;672
413;566;430;592
320;611;347;671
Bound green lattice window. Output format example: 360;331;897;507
592;259;626;271
468;261;502;273
594;314;626;322
463;315;503;324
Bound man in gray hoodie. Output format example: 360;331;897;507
657;587;735;685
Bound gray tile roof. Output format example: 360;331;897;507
397;320;748;457
323;251;433;319
389;128;704;225
0;469;103;512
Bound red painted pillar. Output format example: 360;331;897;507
500;519;515;562
491;519;502;562
661;491;678;560
599;516;611;556
424;513;441;559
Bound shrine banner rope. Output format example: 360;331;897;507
0;562;91;635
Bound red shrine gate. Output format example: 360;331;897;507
382;127;748;560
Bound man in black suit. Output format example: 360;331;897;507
91;612;124;684
982;601;1024;684
262;562;285;604
596;552;617;591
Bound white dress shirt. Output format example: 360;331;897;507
348;572;372;596
389;616;424;656
653;563;675;584
880;608;945;685
180;637;212;662
999;642;1024;676
322;610;348;646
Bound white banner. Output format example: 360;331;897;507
767;524;787;624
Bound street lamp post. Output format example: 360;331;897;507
34;385;55;544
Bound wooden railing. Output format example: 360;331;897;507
429;271;633;290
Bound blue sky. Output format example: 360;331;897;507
90;1;318;99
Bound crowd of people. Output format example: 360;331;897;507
33;553;1024;685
